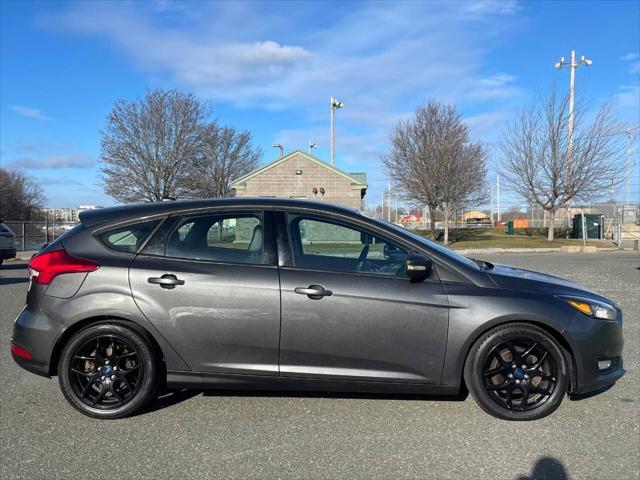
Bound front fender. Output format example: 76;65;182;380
440;284;580;387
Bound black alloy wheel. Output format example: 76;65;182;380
58;321;159;419
464;323;569;421
68;334;144;409
483;339;557;411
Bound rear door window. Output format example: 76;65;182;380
165;212;267;265
97;220;160;253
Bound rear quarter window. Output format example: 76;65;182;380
97;220;160;253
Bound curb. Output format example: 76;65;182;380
16;251;37;261
453;247;625;255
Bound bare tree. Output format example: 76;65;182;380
383;100;487;244
187;122;262;198
100;89;210;203
0;168;46;220
501;87;623;240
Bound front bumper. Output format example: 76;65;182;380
566;310;625;394
1;247;17;260
11;306;62;377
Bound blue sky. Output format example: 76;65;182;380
1;0;638;209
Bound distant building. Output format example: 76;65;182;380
78;205;103;214
42;208;79;223
231;150;367;209
463;210;491;223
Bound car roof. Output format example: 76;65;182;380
79;197;361;228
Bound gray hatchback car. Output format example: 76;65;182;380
11;198;624;420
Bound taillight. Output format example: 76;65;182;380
11;342;33;360
28;248;99;285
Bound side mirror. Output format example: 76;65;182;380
406;254;432;281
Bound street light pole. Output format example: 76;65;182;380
330;96;344;166
496;174;501;222
387;183;391;221
272;144;284;158
555;50;592;210
626;128;631;206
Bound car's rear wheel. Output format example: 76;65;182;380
58;321;159;419
464;323;569;421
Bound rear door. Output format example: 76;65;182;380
277;212;449;384
129;210;281;375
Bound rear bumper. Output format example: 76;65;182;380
566;311;625;394
1;248;17;260
11;306;61;377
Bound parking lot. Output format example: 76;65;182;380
1;252;638;479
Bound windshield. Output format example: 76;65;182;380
367;216;480;269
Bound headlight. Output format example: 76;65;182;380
559;296;618;320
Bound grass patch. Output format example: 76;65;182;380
411;228;613;250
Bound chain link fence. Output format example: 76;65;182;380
4;221;78;251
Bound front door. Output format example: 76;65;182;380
278;213;449;384
129;210;281;375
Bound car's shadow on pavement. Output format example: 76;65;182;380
202;389;469;402
0;277;28;286
569;383;614;401
0;263;27;271
136;388;469;417
515;456;569;480
139;388;204;415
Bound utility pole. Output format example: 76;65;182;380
555;50;592;224
626;128;631;206
381;191;385;220
387;183;391;221
496;174;501;221
330;96;344;166
394;195;398;224
490;186;494;223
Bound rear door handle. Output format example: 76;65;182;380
148;274;185;289
294;285;333;299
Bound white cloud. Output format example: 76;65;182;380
614;85;640;124
621;52;640;74
41;2;522;113
10;105;50;121
9;155;94;170
38;1;525;204
5;141;94;170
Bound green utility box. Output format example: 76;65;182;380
572;214;604;240
507;220;514;235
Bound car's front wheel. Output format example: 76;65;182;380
464;323;570;421
58;321;159;419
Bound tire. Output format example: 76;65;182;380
464;323;569;421
58;321;159;419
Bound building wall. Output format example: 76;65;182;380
234;152;364;209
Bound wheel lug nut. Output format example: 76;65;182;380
101;376;106;381
515;379;521;384
97;367;102;372
111;375;115;380
521;365;526;369
105;360;110;365
524;374;529;379
113;366;117;371
508;373;513;378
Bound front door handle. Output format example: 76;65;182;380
294;285;333;299
148;274;185;289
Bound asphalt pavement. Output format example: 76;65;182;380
1;253;638;479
